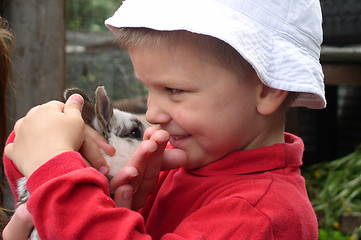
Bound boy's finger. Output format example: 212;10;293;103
80;130;109;175
125;140;158;191
109;166;139;192
131;130;169;210
63;94;84;116
113;184;133;209
2;204;33;240
143;125;161;140
85;125;116;156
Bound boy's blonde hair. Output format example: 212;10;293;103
115;28;255;79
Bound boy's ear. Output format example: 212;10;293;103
256;84;289;115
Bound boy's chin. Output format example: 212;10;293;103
184;153;216;170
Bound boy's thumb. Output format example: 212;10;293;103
64;94;84;116
114;184;133;209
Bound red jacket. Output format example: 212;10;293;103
4;132;318;239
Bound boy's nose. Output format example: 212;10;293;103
145;93;171;125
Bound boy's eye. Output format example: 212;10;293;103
166;87;183;94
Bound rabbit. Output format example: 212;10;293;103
16;86;148;239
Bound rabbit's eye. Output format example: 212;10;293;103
127;127;142;140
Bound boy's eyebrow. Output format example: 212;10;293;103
133;71;187;87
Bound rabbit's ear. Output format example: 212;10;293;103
95;86;113;134
64;88;95;125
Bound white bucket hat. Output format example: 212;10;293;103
105;0;326;109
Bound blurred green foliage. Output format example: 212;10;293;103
65;0;147;102
318;228;350;240
67;49;147;101
66;0;125;31
303;145;361;239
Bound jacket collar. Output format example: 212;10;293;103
188;133;304;176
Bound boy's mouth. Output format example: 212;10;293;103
169;134;191;148
171;135;186;140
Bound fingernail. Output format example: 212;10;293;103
99;166;109;175
149;144;158;153
128;167;139;178
69;94;84;106
159;137;170;143
123;190;132;202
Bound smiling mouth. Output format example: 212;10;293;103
171;135;186;140
169;134;190;147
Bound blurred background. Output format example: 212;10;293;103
1;0;361;238
2;0;147;128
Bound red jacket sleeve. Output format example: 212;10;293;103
3;131;23;204
26;156;151;239
3;132;151;239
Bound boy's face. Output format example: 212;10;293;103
128;38;261;169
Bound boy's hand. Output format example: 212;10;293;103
110;126;188;210
4;94;85;178
110;126;169;210
2;204;33;240
79;125;115;175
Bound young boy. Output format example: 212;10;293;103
3;0;325;239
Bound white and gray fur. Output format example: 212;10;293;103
16;86;148;239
